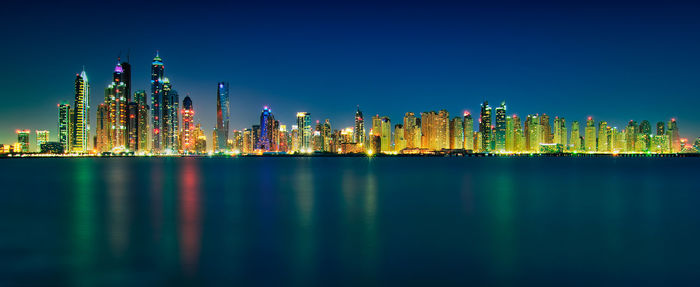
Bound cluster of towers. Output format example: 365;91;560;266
29;52;694;156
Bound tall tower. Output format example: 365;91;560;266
162;78;179;152
494;102;506;151
380;116;391;152
151;51;165;152
463;112;474;151
668;118;680;152
296;112;311;151
71;69;90;152
450;117;464;150
404;112;420;149
58;103;71;152
135;90;149;151
215;82;230;152
36;130;50;152
354;106;365;145
108;61;128;150
570;121;580;151
182;96;195;153
258;106;276;151
16;130;30;153
597;121;608;152
479;101;492;152
584;117;596;152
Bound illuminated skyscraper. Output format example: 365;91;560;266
291;125;299;152
296;112;311;151
106;62;127;150
16;130;30;152
58;103;71;152
494;102;506;151
243;128;253;153
512;115;524;152
525;115;542;152
404;112;421;149
638;120;651;152
541;114;552;144
625;120;637;152
127;102;138;151
162;78;179;152
181;96;195;153
553;116;567;147
215;82;230;152
258;106;277;151
420;110;449;151
668;118;680;152
36;130;49;152
597;121;608;152
505;116;514;152
71;69;90;153
95;103;110;152
449;117;464;149
479;101;492;152
584;117;596;152
135;90;149;151
394;124;406;151
354;106;365;145
570;121;580;151
463;112;473;150
380;117;391;152
151;51;165;152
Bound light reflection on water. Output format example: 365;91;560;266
0;157;698;286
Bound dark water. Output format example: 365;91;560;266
1;157;699;286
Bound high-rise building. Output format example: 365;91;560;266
525;115;542;152
321;119;331;152
58;103;71;152
134;90;149;152
36;130;49;152
449;117;464;149
379;117;391;152
106;62;127;150
16;130;30;153
570;121;580;151
258;106;277;151
420;110;449;151
668;118;680;152
637;120;651;152
127;102;138;151
71;69;90;153
553;117;567;147
541;114;552;144
512;115;524;152
463;112;474;151
584;117;596;152
215;82;230;152
494;102;506;151
296;112;311;152
404;112;421;149
394;124;406;151
162;78;180;152
95;103;110;152
479;101;492;152
151;52;165;152
182;96;195;153
597;121;608;152
625;120;637;152
354;106;365;145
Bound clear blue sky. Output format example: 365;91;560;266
1;0;699;144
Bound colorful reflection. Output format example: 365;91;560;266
179;158;201;274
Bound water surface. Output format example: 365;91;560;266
1;157;699;286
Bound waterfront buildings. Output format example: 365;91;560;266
182;96;195;153
151;52;165;152
296;112;311;152
71;69;90;153
494;102;506;151
479;101;492;152
36;130;49;152
58;103;71;152
16;130;30;153
354;106;365;145
215;82;230;152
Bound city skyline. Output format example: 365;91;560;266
2;2;700;145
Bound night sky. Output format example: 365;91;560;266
1;0;700;144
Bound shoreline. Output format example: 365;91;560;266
2;152;699;158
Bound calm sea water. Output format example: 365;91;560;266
1;157;699;286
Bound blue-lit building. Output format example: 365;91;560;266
216;82;230;152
